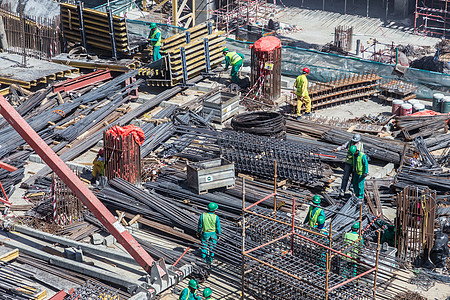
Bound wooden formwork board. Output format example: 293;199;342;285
171;47;224;72
165;31;225;55
162;22;210;47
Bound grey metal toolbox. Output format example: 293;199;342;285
203;91;239;123
187;158;235;194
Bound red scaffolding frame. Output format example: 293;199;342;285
415;0;450;38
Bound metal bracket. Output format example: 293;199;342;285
185;31;191;44
179;47;194;87
77;1;87;50
207;21;213;35
106;6;117;60
201;38;216;77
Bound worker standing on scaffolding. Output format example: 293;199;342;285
148;23;161;62
294;67;311;120
343;222;363;278
304;195;325;229
197;202;221;264
223;48;244;84
350;145;369;199
179;279;201;300
332;133;364;197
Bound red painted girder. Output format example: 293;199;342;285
53;70;112;93
0;95;155;274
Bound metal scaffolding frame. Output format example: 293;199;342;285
240;176;381;300
414;0;450;38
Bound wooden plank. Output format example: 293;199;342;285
0;248;19;262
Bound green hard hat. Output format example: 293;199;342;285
352;222;360;230
189;279;198;289
349;145;357;155
208;202;218;212
203;287;212;297
222;47;229;53
149;22;157;29
312;195;321;204
317;215;325;225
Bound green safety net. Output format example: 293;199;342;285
225;39;450;99
126;19;186;42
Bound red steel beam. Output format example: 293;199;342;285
0;161;17;172
53;70;112;93
0;95;155;274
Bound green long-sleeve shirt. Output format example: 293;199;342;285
197;212;221;234
225;52;244;69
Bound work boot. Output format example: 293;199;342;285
305;112;312;117
296;116;302;121
339;190;345;197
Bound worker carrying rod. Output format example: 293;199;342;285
304;195;325;229
197;202;221;265
294;67;312;120
222;48;244;84
148;23;161;62
332;133;364;197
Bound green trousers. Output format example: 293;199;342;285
153;46;161;61
231;60;243;83
352;174;365;199
201;232;217;263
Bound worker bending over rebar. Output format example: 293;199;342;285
222;48;244;84
304;195;325;229
332;133;364;196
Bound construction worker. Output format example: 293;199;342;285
197;202;221;264
304;195;325;229
92;149;105;184
223;48;244;84
380;224;396;247
148;23;161;61
315;215;325;230
343;222;363;278
332;133;364;197
294;67;311;120
350;145;368;199
179;279;201;300
203;287;215;300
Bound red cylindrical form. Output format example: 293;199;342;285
249;36;282;107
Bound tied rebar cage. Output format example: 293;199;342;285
52;174;83;225
104;131;142;185
248;36;282;109
240;184;381;300
395;186;436;266
0;4;61;60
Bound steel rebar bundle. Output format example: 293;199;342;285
231;111;285;137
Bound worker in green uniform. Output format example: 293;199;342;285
148;23;161;62
294;67;311;120
203;287;215;300
381;224;396;247
315;215;326;230
197;202;221;264
343;222;363;278
179;279;201;300
223;48;244;84
332;133;364;197
350;145;369;199
304;195;325;229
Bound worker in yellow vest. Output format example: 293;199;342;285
92;148;105;184
343;222;363;278
179;279;201;300
148;23;161;61
332;133;364;197
294;67;311;120
197;202;221;264
223;48;244;84
349;145;368;199
203;287;215;300
304;195;325;228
